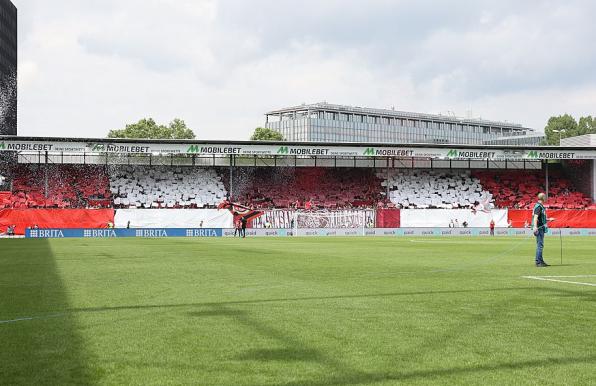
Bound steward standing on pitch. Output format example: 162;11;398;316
533;193;549;267
241;217;247;238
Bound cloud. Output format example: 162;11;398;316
13;0;596;139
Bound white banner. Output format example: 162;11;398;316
114;209;233;229
401;209;508;228
1;137;595;160
252;209;375;229
252;210;296;229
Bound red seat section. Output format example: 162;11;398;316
3;165;111;209
0;191;11;208
473;170;592;210
233;167;382;209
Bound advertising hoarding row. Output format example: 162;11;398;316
2;138;595;160
25;228;222;238
24;227;596;238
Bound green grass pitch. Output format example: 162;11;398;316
1;236;595;385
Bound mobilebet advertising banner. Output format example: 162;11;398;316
2;138;595;160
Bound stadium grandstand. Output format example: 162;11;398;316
2;133;596;386
0;135;594;235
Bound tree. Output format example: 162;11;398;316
543;114;578;145
578;116;596;136
544;114;596;145
250;127;284;141
108;118;196;139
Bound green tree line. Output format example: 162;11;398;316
544;114;596;145
108;118;195;139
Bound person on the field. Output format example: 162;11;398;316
533;192;549;267
241;217;247;238
489;219;495;236
234;219;241;237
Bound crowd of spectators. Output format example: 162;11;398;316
0;166;593;211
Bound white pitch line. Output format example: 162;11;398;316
522;276;596;287
0;313;65;325
527;275;596;278
408;239;483;243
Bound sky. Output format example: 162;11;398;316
13;0;596;139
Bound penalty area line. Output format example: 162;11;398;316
526;275;596;278
522;276;596;287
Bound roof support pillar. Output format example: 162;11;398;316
545;161;549;199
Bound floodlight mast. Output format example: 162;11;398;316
552;129;566;146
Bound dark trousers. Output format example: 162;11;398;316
241;227;246;238
535;228;545;264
